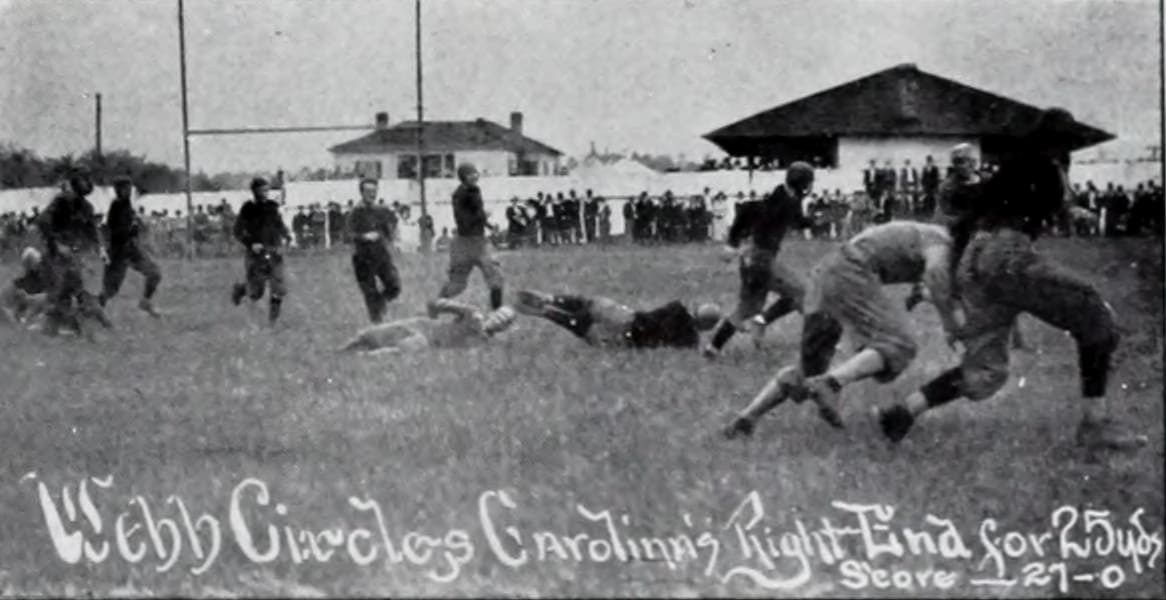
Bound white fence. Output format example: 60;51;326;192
1;161;1159;251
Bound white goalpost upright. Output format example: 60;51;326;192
173;0;391;259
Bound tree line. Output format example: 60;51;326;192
0;143;264;193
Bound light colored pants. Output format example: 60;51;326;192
803;244;917;381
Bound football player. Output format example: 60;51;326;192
878;109;1145;453
1;247;49;325
514;288;722;349
725;220;962;437
339;298;516;355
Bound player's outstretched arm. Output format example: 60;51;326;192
427;298;479;320
921;242;964;344
367;332;429;355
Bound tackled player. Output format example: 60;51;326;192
514;288;722;349
339;298;516;355
877;108;1147;454
725;220;963;437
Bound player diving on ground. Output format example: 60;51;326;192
514;288;723;349
338;297;517;354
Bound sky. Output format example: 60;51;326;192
0;0;1161;174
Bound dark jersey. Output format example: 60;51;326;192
14;267;48;295
452;184;487;237
935;174;984;267
725;185;810;253
234;199;290;248
38;192;100;254
105;197;141;251
627;301;700;349
969;156;1069;240
347;204;397;249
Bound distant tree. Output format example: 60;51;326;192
190;171;222;192
0;143;47;187
0;141;335;193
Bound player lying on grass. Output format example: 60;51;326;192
724;220;963;438
514;288;723;349
338;298;516;354
877;110;1146;453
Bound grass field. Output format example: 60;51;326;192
0;237;1162;598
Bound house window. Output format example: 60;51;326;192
397;155;417;179
423;154;450;178
511;154;541;176
355;160;383;179
399;153;459;178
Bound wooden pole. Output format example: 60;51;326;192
177;0;194;260
94;93;102;158
415;0;427;218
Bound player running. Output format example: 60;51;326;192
339;298;516;355
436;163;506;310
231;177;293;325
347;177;401;323
724;220;962;437
876;109;1146;453
514;288;722;349
703;162;814;357
97;175;162;317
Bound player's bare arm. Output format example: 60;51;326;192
920;241;963;345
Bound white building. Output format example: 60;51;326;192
704;63;1114;177
329;112;563;180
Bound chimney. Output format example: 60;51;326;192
510;111;523;135
375;112;390;130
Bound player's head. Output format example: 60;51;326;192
481;306;516;336
1021;107;1079;162
251;177;271;201
20;247;41;272
113;175;133;200
693;302;722;331
785;162;815;197
950;144;977;178
457;163;479;185
359;178;378;205
68;168;94;197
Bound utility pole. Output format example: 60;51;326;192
94;93;103;157
415;0;426;218
176;0;194;260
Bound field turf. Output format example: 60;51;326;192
0;237;1162;598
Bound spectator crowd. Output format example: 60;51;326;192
1;169;1161;263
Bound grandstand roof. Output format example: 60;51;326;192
329;119;563;156
704;63;1114;154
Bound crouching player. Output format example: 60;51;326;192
339;298;516;354
2;246;109;333
724;220;963;437
515;288;722;349
1;247;50;325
